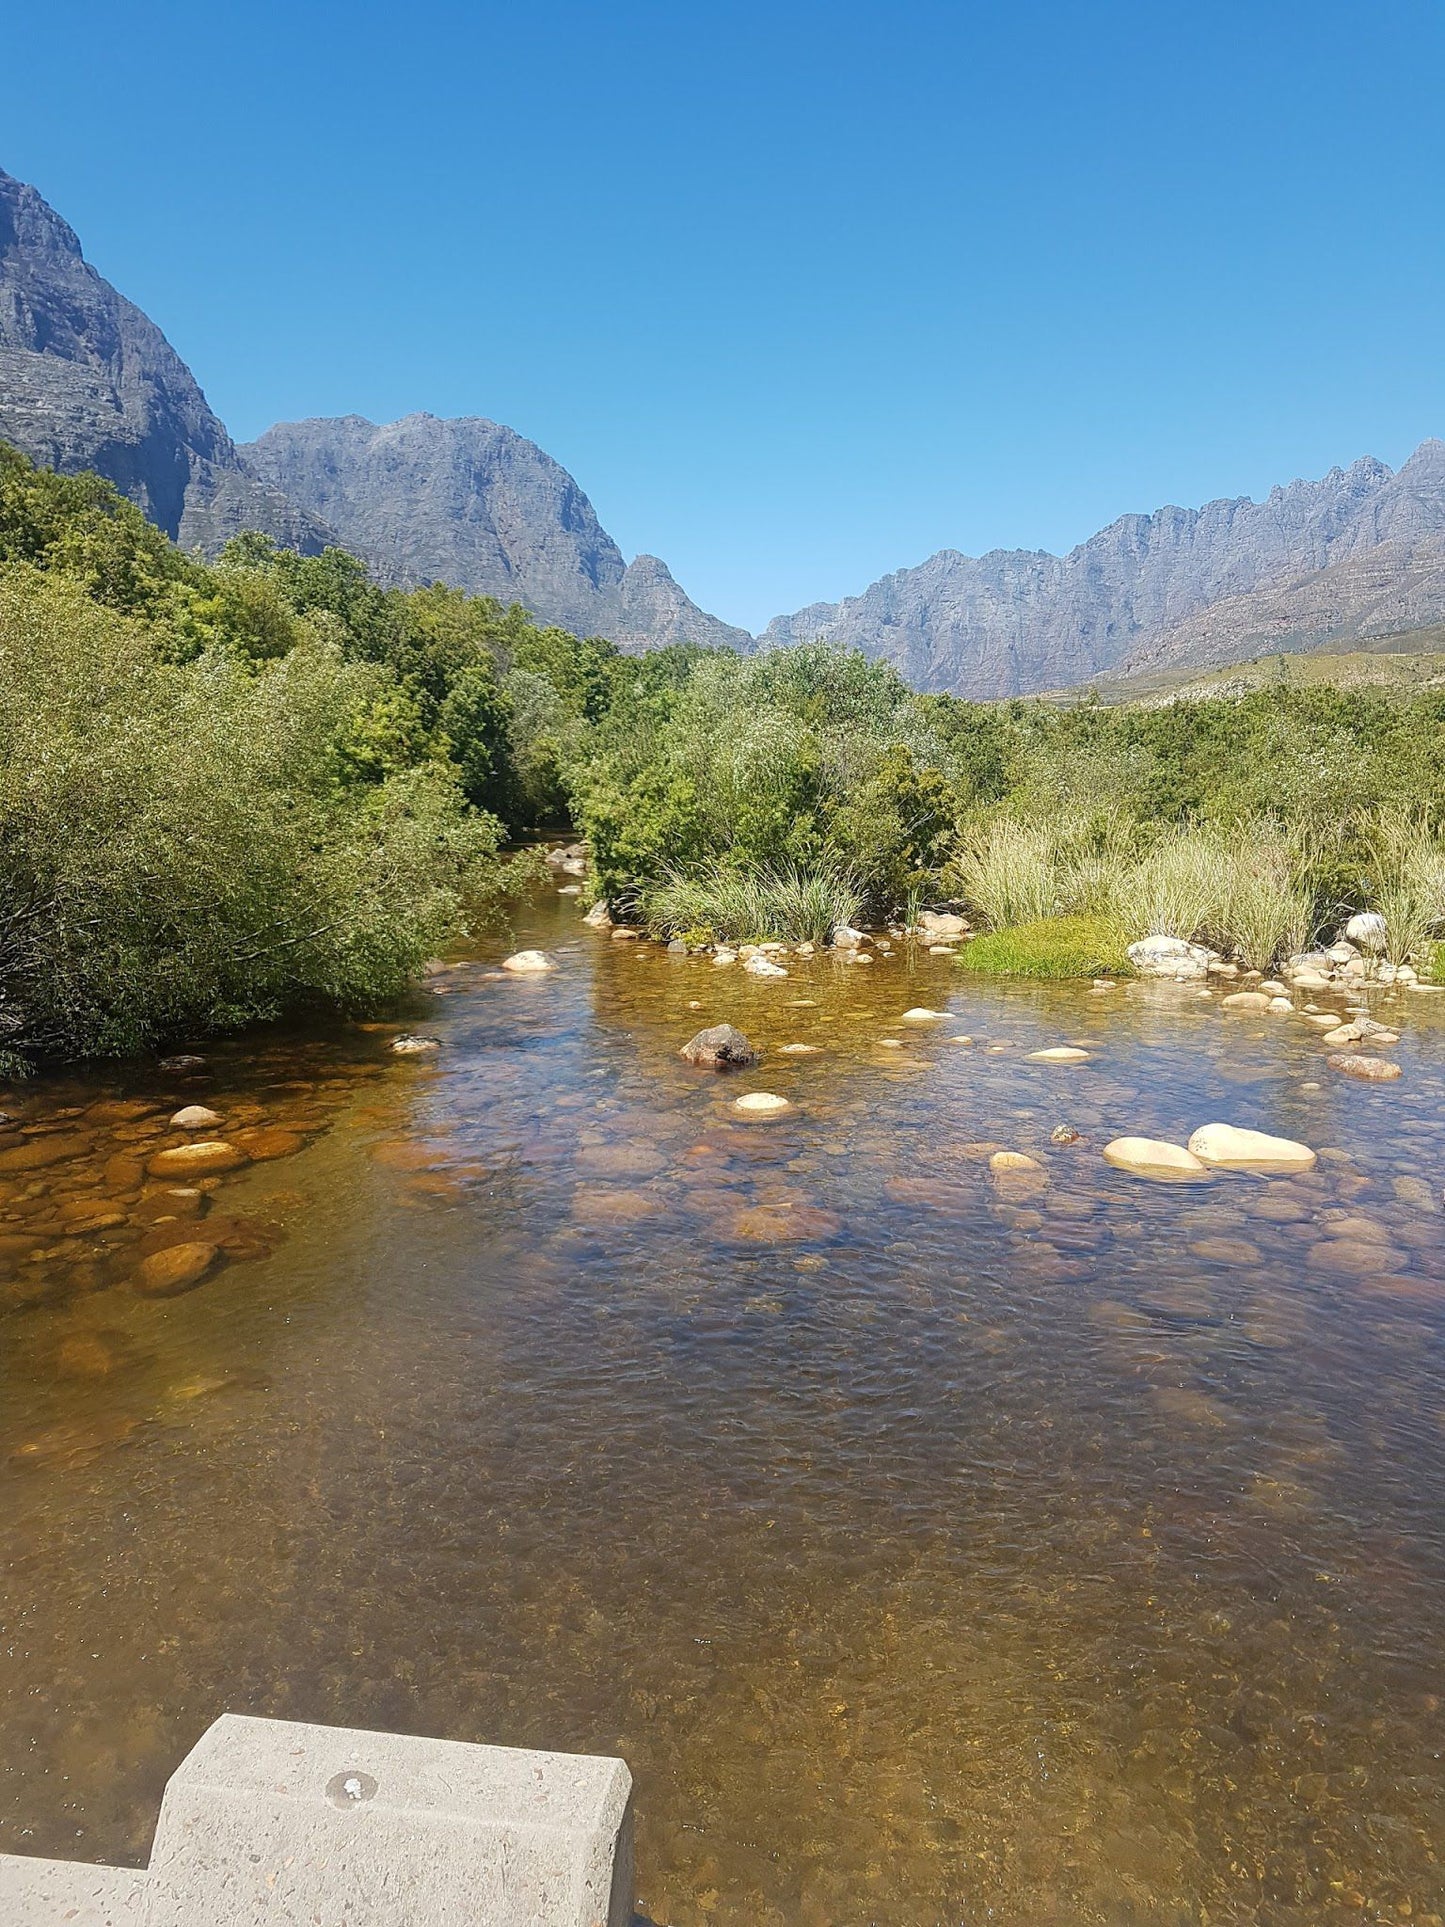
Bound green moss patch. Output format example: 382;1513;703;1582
955;914;1133;981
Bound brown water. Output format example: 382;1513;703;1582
4;890;1445;1926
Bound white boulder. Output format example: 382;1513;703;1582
502;950;557;974
1344;911;1387;951
1103;1137;1209;1180
1186;1123;1316;1172
744;955;789;978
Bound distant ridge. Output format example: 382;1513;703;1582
761;443;1445;696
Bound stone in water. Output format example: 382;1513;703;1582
502;950;557;973
733;1092;791;1117
1186;1123;1316;1172
1103;1137;1209;1181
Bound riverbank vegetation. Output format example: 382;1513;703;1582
7;438;1445;1064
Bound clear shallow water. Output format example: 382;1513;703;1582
3;892;1445;1925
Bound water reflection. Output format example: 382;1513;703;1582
3;893;1445;1923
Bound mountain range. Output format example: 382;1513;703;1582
4;162;1445;694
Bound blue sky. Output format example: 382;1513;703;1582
4;1;1444;631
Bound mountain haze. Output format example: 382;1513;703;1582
762;444;1445;695
244;412;751;653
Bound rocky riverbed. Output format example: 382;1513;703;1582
3;881;1445;1925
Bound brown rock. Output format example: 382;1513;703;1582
0;1133;91;1174
133;1241;219;1296
103;1153;146;1190
85;1099;163;1124
1326;1054;1402;1081
234;1127;305;1161
57;1198;128;1233
146;1140;248;1178
680;1024;758;1070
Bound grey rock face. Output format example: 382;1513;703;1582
244;413;751;654
0;167;332;555
762;444;1445;696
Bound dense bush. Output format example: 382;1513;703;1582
0;569;514;1065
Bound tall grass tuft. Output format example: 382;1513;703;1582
1363;808;1445;966
1224;833;1313;970
640;858;864;946
952;819;1062;928
1126;830;1232;943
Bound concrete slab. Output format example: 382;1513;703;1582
143;1714;634;1927
0;1853;148;1924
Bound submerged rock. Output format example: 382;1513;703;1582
1222;991;1273;1011
1186;1123;1317;1172
1028;1046;1091;1063
170;1104;223;1129
502;950;557;973
732;1092;791;1118
744;955;788;978
990;1151;1042;1173
1103;1137;1209;1181
1327;1053;1402;1081
134;1241;219;1296
147;1140;248;1178
900;1008;946;1023
680;1024;758;1070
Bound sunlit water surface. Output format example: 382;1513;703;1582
4;891;1445;1925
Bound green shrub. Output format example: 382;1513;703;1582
954;914;1133;980
0;568;513;1064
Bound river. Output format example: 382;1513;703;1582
3;884;1445;1925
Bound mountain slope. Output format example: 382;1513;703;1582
762;443;1445;697
0;167;332;555
244;413;751;653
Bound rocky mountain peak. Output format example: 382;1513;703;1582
245;412;749;653
0;165;332;554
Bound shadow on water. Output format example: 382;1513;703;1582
3;885;1445;1924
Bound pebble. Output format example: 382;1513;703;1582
900;1008;946;1023
1027;1047;1090;1063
